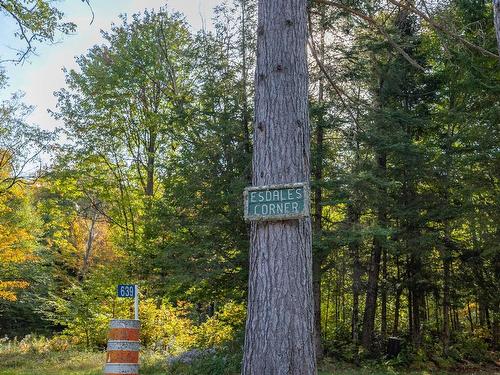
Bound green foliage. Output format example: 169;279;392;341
324;322;356;361
0;180;50;336
42;280;245;352
143;3;253;302
138;299;196;353
168;353;241;375
42;266;127;349
448;331;490;363
194;302;245;349
0;0;77;64
0;77;55;194
311;0;499;365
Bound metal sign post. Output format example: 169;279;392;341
134;284;139;320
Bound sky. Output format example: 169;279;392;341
0;0;222;132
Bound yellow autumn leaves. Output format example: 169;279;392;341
0;203;37;300
0;165;38;301
0;281;30;301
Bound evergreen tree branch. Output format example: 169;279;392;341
386;0;500;60
313;0;425;71
307;11;364;130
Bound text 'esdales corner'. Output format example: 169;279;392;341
243;182;310;221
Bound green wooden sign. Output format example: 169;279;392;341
244;182;310;221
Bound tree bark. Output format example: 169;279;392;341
381;248;388;340
408;251;423;348
443;248;451;355
493;303;500;351
434;291;441;333
145;131;156;197
240;0;252;162
348;205;361;344
408;256;423;349
242;1;317;374
392;256;402;336
312;16;326;361
494;0;500;61
313;257;323;361
79;211;98;281
361;236;382;350
361;153;386;351
467;303;474;332
408;286;413;339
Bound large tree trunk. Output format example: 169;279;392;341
242;1;317;374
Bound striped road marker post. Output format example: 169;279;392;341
104;319;140;375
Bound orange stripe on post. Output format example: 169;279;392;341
107;350;139;363
108;328;140;341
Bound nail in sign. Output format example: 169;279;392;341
244;182;310;221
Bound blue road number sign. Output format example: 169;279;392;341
117;284;136;298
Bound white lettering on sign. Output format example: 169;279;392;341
251;201;300;215
250;191;257;203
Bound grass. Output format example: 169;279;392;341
318;360;499;375
0;350;103;375
0;349;497;375
0;350;169;375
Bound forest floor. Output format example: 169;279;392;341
0;350;497;375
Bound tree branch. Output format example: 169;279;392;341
386;0;500;60
314;0;426;71
308;14;364;130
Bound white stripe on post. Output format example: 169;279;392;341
109;319;141;329
107;340;141;351
104;363;139;374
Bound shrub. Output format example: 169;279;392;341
139;299;196;354
451;331;489;363
167;347;241;375
323;323;356;360
0;335;74;354
194;303;245;349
